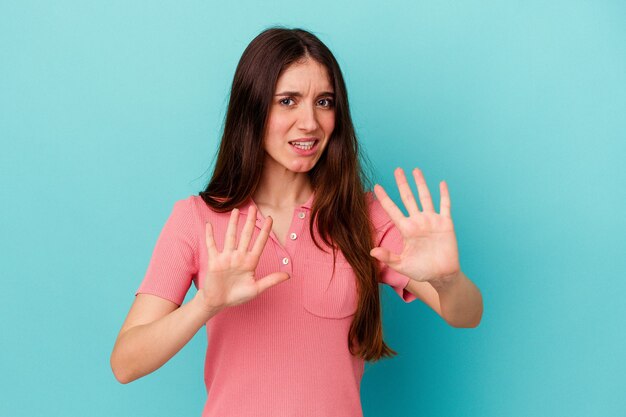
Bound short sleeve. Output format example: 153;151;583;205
368;193;417;303
135;197;199;305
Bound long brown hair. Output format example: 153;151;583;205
200;27;397;361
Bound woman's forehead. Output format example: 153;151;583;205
275;59;334;93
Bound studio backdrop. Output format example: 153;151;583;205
1;1;624;416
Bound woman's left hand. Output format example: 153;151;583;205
370;167;461;283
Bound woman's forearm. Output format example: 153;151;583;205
430;271;483;328
110;292;223;384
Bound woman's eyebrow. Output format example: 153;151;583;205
274;91;335;97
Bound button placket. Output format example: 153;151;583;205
280;208;308;270
277;247;292;274
290;209;308;243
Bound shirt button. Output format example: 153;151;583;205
289;232;297;240
298;212;305;219
282;257;289;265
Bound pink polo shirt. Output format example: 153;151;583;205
136;192;417;417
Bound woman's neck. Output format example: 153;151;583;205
253;164;313;209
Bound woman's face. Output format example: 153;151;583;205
262;58;335;174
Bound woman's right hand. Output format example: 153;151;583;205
199;205;289;311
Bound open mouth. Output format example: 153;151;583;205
288;140;318;151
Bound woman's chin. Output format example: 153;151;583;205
290;160;317;173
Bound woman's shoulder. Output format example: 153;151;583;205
172;195;204;214
169;194;230;224
183;194;227;216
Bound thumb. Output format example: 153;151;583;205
255;272;290;294
370;247;401;267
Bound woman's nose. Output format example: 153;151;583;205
297;104;319;132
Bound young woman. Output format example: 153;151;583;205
111;27;483;417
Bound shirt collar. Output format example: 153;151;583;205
238;192;314;215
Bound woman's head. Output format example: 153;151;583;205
263;56;336;174
204;27;357;205
202;27;396;362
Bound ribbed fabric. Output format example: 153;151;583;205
136;192;417;417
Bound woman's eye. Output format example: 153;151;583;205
318;98;334;108
279;98;295;106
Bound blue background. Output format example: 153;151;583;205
1;1;624;416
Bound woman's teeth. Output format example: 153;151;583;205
290;141;315;150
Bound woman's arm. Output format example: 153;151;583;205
111;206;289;384
110;292;222;384
371;167;483;328
405;271;483;328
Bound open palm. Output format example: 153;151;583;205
370;167;460;283
202;206;290;310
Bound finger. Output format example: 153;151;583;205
255;272;290;294
250;215;273;257
369;247;402;267
223;208;240;251
205;221;218;259
440;181;452;218
373;183;406;225
394;167;420;216
412;167;435;212
238;205;256;252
